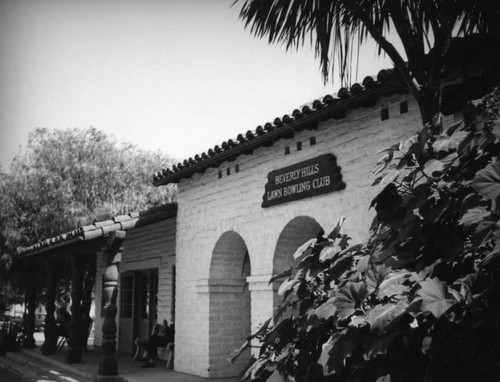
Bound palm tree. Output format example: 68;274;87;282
236;0;499;127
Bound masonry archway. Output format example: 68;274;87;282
272;216;323;310
208;231;251;378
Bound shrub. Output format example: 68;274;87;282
233;89;500;382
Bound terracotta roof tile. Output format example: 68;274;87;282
153;71;401;186
17;203;177;258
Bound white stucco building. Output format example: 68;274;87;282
151;74;431;377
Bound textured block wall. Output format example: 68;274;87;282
173;94;424;377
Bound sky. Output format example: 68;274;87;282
0;0;394;172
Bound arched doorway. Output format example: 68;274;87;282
208;231;251;378
272;216;322;310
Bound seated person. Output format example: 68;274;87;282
142;319;175;368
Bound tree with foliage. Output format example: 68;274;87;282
232;89;500;381
237;0;500;126
0;127;176;311
1;127;176;250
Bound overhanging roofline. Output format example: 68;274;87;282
153;79;400;186
17;203;177;259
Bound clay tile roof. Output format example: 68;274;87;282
153;70;402;186
17;203;178;258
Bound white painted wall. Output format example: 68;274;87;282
173;93;424;377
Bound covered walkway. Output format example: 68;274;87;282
0;338;239;382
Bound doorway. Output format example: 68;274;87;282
118;269;158;353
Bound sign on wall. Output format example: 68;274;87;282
262;154;345;208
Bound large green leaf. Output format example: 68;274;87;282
365;262;389;293
228;340;250;363
377;271;416;299
318;330;356;376
319;244;342;263
292;238;317;261
459;206;491;227
471;162;500;201
334;282;367;320
310;297;337;320
364;300;409;334
432;131;469;152
422;153;458;177
416;278;457;318
421;159;445;177
277;277;299;296
329;254;353;280
370;183;402;222
364;332;398;359
328;217;345;240
479;227;500;267
241;356;268;381
472;219;496;246
263;318;293;350
269;267;293;284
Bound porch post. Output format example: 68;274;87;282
247;274;277;356
98;230;125;381
67;254;85;363
81;253;96;349
23;262;37;348
42;259;58;354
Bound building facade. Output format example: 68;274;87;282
18;57;496;378
152;76;443;377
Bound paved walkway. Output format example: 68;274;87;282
0;334;239;382
32;346;238;382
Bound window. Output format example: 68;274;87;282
120;274;134;318
151;270;158;320
140;274;150;319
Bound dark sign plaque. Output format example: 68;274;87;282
262;154;345;208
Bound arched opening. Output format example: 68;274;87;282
208;231;251;378
272;216;322;310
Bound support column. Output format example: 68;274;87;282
23;262;37;348
81;253;96;349
42;259;58;354
198;278;251;378
98;230;126;382
247;274;276;357
67;254;85;363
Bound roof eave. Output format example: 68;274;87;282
153;81;397;187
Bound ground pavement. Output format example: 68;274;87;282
0;333;239;382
